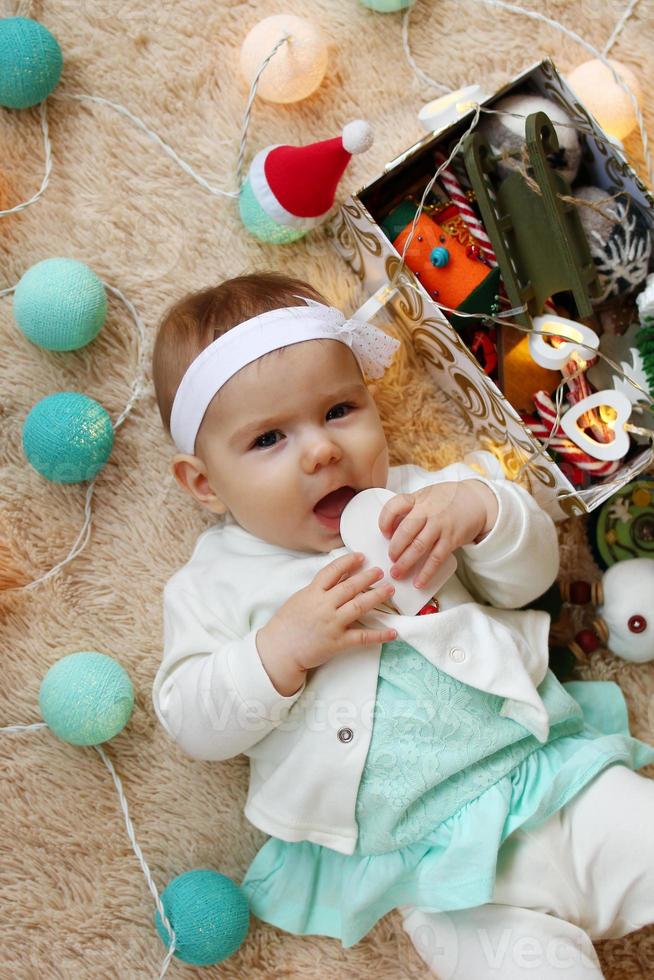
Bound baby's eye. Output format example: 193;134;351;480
326;402;354;420
250;402;356;449
252;429;283;449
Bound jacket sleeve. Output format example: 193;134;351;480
391;462;560;609
152;580;307;762
454;471;560;608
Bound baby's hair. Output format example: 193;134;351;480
152;271;328;440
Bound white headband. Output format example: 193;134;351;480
169;296;401;455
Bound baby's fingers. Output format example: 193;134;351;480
388;511;428;565
390;519;437;578
339;581;395;624
343;625;398;647
315;551;364;589
379;493;415;539
413;538;454;589
331;564;385;607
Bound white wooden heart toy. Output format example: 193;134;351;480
529;315;599;370
560;389;632;461
340;488;457;616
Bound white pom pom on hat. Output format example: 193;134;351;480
342;119;374;154
247;121;375;230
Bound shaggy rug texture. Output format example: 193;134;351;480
1;1;653;977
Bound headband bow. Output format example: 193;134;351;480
293;296;400;381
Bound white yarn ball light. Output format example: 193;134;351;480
239;15;328;105
565;59;642;141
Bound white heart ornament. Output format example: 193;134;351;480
529;315;599;370
340;488;458;616
560;389;632;461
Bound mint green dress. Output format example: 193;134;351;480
241;641;654;947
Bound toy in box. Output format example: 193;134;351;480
326;59;654;521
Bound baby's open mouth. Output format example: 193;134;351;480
313;486;358;531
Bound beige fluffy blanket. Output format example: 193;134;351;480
1;1;653;976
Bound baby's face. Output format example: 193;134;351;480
195;339;389;552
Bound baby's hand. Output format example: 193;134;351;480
379;480;498;589
257;552;398;675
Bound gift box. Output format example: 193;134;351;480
326;59;654;521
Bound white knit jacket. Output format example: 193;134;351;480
152;462;560;855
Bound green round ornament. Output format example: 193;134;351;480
13;257;107;351
39;652;134;746
0;17;63;109
22;391;114;483
359;0;416;11
238;176;306;245
154;869;250;966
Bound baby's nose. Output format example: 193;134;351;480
303;435;342;471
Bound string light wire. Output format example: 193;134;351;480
389;104;483;292
603;0;641;55
400;10;450;95
0;721;177;977
55;92;239;199
0;100;53;217
1;33;294;221
0;36;291;595
0;280;148;594
402;0;652;186
235;33;290;188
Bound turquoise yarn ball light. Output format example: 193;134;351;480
14;258;108;351
39;652;134;746
239;176;306;245
23;391;115;484
359;0;416;11
155;869;250;966
0;17;63;109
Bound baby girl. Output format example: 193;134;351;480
151;271;654;979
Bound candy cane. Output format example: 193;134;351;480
523;419;616;472
529;393;621;475
533;387;608;446
523;422;617;473
435;151;497;265
556;349;613;443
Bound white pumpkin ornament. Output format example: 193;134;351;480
563;558;654;664
594;559;653;663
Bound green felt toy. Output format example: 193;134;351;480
586;477;654;570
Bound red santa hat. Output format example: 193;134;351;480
247;120;374;231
